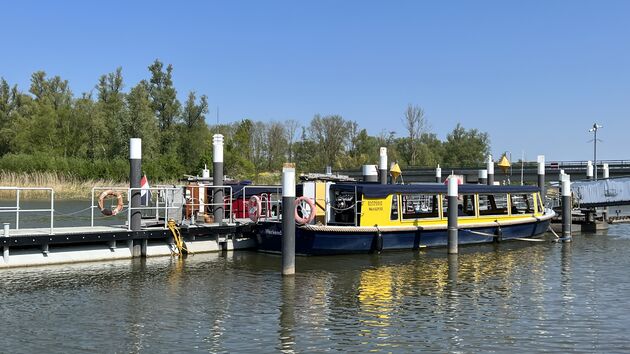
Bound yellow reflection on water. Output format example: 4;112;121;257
358;268;395;326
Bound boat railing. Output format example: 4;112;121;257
241;185;282;221
181;184;234;224
90;186;182;229
0;186;55;235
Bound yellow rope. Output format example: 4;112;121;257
167;219;192;256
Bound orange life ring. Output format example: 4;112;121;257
294;196;316;225
248;195;262;222
98;190;124;216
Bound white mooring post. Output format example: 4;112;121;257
487;155;494;185
603;163;609;179
586;160;593;180
379;147;388;184
447;177;459;254
537;155;545;199
362;165;378;182
3;223;9;263
213;134;225;224
561;175;572;242
478;169;488;185
129;138;144;257
282;163;296;276
435;165;442;183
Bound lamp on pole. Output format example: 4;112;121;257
588;123;603;180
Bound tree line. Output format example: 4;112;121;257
0;60;490;182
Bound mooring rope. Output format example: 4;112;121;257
53;206;94;216
547;226;560;240
460;229;499;238
167;219;191;257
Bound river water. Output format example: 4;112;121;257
1;202;630;353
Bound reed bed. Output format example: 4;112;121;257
0;171;127;200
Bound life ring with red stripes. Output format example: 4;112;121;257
248;195;262;222
294;196;316;225
98;190;124;216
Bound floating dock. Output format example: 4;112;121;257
1;223;256;268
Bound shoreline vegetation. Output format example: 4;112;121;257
0;171;282;201
1;59;491;189
0;171;127;200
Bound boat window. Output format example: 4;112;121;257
390;194;399;220
510;194;534;214
401;194;439;219
478;193;509;216
442;194;476;217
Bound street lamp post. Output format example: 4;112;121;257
589;123;603;180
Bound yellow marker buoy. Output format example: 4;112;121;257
390;163;402;183
497;154;511;174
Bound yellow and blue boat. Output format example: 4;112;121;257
255;181;555;255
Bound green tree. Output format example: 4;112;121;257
95;68;125;158
0;78;19;155
308;114;350;169
126;84;159;159
402;104;427;166
266;121;287;170
145;59;181;155
442;123;490;167
179;91;209;172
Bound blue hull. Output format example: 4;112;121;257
255;220;551;255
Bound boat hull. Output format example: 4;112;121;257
254;219;552;255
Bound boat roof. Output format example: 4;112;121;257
330;183;540;198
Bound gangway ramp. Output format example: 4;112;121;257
571;177;630;208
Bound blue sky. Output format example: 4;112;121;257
1;1;628;162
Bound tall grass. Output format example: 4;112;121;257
0;171;126;200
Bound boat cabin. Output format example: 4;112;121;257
301;182;545;227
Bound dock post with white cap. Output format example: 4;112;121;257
478;169;487;185
561;175;572;242
447;177;459;254
379;147;388;184
537;155;545;200
129;138;143;257
435;165;442;183
487;155;494;185
586;161;593;180
282;163;296;276
213;134;224;224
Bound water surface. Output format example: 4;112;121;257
1;223;630;353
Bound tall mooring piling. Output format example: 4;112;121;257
487;155;494;185
282;163;296;276
587;160;593;180
561;174;572;242
379;147;388;184
435;165;442;183
129;138;144;257
213;134;224;224
603;163;609;179
537;155;545;197
447;177;459;254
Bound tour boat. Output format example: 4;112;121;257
253;180;555;255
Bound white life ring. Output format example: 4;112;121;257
294;196;316;225
248;195;262;222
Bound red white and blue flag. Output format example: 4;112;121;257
140;174;151;206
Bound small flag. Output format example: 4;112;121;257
140;174;151;206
